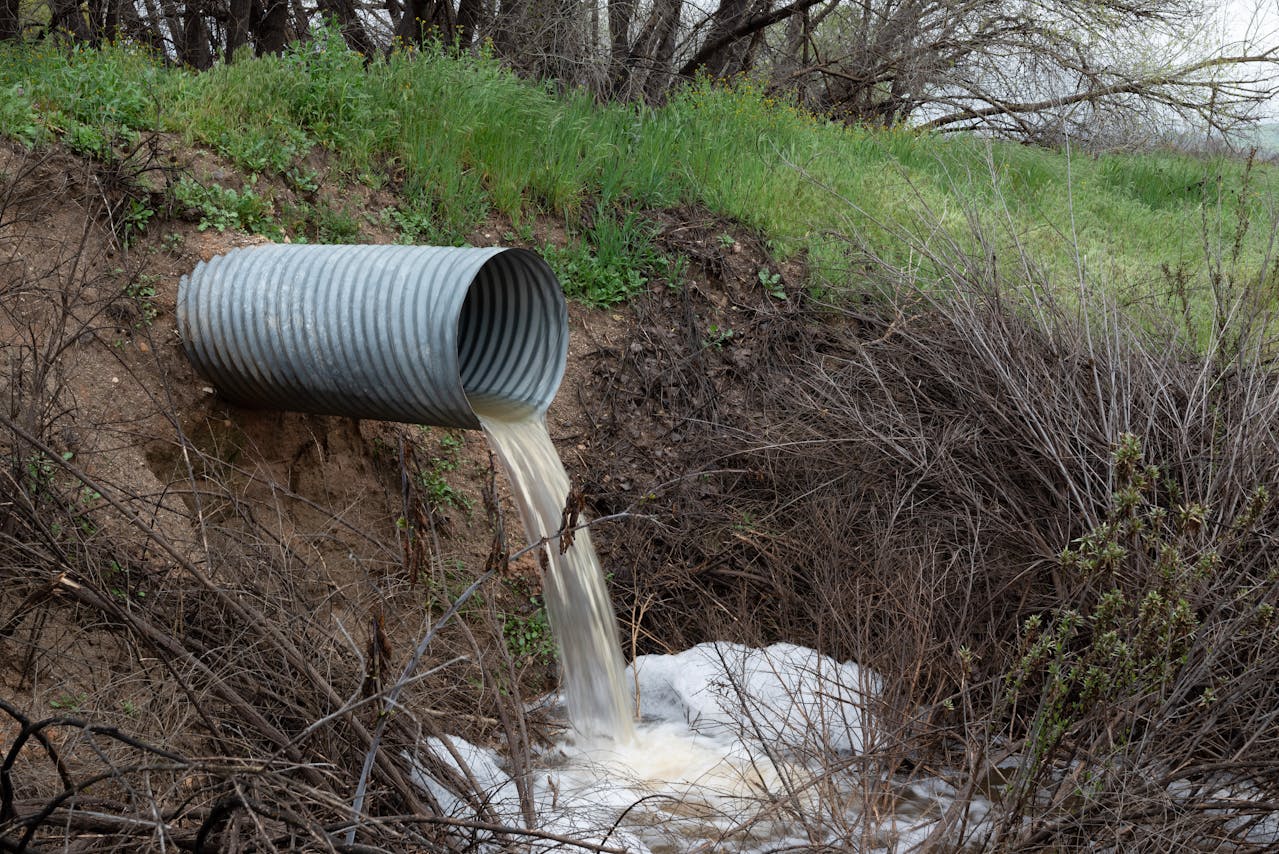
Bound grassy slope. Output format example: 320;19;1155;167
2;32;1276;326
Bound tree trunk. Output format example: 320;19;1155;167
317;0;375;55
156;0;185;56
0;0;20;41
49;0;93;41
85;0;121;42
395;0;455;46
254;0;289;54
180;5;213;69
456;0;481;48
697;0;752;79
226;0;252;61
625;0;679;99
606;0;635;91
641;0;680;99
120;0;167;52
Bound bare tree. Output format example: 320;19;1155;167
751;0;1279;140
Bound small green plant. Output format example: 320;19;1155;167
758;267;785;300
383;203;454;245
308;202;361;243
171;176;279;237
417;469;469;511
64;120;111;159
543;206;661;306
543;240;647;306
124;274;159;325
1002;433;1237;800
104;559;145;602
214;126;305;175
503;596;557;666
120;197;154;247
285;165;321;193
703;322;734;348
416;430;472;511
49;693;86;711
0;84;44;145
663;253;690;290
23;451;73;502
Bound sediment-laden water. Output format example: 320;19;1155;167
478;412;635;743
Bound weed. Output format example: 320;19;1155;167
309;202;362;243
63;120;112;159
383;203;453;245
122;275;159;325
171;176;280;238
758;267;785;300
544;206;660;306
417;469;470;512
48;694;86;711
703;323;734;348
23;451;69;496
502;596;557;666
120;198;154;247
0;83;44;145
416;430;472;511
285;165;321;193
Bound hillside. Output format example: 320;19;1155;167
3;35;1279;852
2;34;1277;333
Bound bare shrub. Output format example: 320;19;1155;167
590;173;1279;846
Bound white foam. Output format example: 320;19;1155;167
629;641;882;753
409;642;917;852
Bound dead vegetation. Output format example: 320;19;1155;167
588;196;1279;847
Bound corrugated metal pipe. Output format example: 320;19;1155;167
177;244;568;429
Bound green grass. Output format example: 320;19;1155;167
1;28;1275;322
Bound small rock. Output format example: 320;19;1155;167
111;376;120;384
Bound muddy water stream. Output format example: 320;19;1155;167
477;412;635;743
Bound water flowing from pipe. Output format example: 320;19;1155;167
477;411;635;743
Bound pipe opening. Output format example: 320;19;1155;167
458;249;568;420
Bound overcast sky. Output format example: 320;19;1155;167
1217;1;1279;118
1219;0;1279;41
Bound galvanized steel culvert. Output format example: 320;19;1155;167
177;245;568;429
